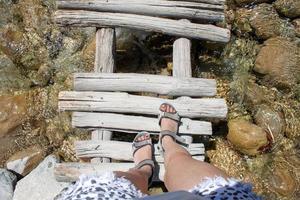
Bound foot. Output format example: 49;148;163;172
159;103;179;146
133;133;153;177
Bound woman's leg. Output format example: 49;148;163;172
114;134;153;194
160;104;229;192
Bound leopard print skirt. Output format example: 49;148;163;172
55;172;261;200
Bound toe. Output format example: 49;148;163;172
160;103;166;112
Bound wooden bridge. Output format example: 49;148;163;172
53;0;230;182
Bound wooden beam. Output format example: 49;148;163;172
74;140;204;163
59;91;228;119
175;0;225;5
173;19;193;144
54;10;230;43
56;0;224;22
54;162;166;182
73;112;212;135
94;28;115;73
92;28;116;163
74;73;216;97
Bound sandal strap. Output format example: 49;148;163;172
158;110;181;126
134;159;155;170
160;130;186;144
134;159;155;186
132;132;152;156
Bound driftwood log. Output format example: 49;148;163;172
56;0;224;22
55;10;230;43
73;73;216;97
72;112;212;135
91;28;116;163
59;91;228;119
173;19;193;143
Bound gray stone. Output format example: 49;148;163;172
13;155;69;200
0;169;17;200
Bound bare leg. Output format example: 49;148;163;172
114;134;152;194
160;104;230;192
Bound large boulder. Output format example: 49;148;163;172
254;37;300;88
249;4;294;39
13;155;69;200
6;145;45;176
274;0;300;19
227;119;270;155
0;169;17;200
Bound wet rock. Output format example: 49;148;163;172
234;0;272;6
269;167;297;196
249;4;294;39
227;119;270;155
254;37;300;89
13;155;69;200
254;105;285;141
0;94;28;138
0;169;17;200
292;18;300;37
6;145;45;176
274;0;300;19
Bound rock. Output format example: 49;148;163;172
254;37;300;88
0;94;28;138
233;8;253;36
29;63;53;87
274;0;300;19
234;0;272;6
6;145;45;176
249;4;294;39
244;81;267;109
227;119;270;155
269;167;297;196
254;105;285;141
45;113;72;148
13;155;69;200
0;53;31;93
0;169;17;200
292;18;300;37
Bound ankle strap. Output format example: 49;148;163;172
160;130;186;144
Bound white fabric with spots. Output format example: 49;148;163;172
55;173;261;200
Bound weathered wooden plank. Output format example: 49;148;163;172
55;10;230;43
92;28;116;163
74;140;204;163
173;19;193;144
74;73;216;97
59;91;228;119
172;0;225;5
54;162;166;182
94;28;115;73
57;0;224;22
173;31;192;77
73;112;212;135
